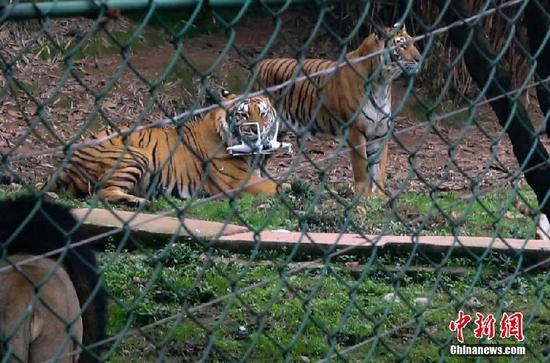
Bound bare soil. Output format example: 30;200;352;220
0;13;548;196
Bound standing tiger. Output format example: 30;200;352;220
253;23;421;197
45;93;285;204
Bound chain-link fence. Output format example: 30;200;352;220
1;0;549;361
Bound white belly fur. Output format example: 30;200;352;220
361;82;391;137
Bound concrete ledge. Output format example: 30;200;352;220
71;208;248;247
218;232;550;261
70;208;550;262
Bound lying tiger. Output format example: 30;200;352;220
46;93;285;204
253;23;421;197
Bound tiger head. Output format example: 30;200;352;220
376;23;421;81
220;92;286;155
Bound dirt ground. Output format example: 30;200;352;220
0;12;548;197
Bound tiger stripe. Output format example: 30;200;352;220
46;95;283;204
254;25;421;197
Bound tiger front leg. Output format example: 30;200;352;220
241;177;280;196
348;126;370;197
219;156;289;197
98;186;148;206
365;138;388;197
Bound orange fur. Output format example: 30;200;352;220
254;26;420;197
47;96;281;204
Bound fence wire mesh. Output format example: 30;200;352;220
1;0;549;362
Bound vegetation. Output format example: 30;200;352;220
1;2;546;360
0;177;543;362
0;182;544;361
100;241;549;362
0;181;539;238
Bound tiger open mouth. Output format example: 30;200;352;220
390;47;420;75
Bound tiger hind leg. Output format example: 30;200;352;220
93;149;150;205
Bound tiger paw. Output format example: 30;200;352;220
46;191;60;200
132;197;149;208
361;186;388;199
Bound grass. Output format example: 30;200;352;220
135;6;274;39
161;54;250;98
0;181;539;238
223;68;250;94
30;26;168;62
140;182;539;238
0;182;545;361
31;7;271;60
98;241;550;362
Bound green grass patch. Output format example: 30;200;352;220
30;26;168;62
99;242;550;361
223;68;250;94
89;5;271;60
0;183;539;238
76;28;167;59
140;183;540;238
0;184;545;361
163;59;206;94
134;6;274;38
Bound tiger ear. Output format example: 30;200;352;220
393;22;406;33
220;89;237;101
374;24;394;42
373;25;386;41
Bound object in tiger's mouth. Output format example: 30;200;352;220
226;120;293;156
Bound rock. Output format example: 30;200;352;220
466;297;482;308
383;292;400;303
233;325;248;340
256;203;270;211
46;191;59;199
414;297;430;307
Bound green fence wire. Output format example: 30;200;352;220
1;0;549;361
